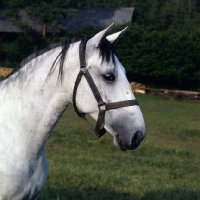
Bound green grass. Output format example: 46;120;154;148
39;94;200;200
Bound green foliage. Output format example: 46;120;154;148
3;30;45;67
131;0;200;30
2;0;200;89
38;94;200;199
3;0;75;38
115;24;200;89
70;0;200;30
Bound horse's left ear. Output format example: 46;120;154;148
88;22;115;48
106;26;128;45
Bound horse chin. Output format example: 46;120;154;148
114;134;142;151
113;136;127;151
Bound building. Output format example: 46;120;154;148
0;8;134;33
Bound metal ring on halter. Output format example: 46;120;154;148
98;102;106;111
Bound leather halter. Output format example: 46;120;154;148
73;36;139;138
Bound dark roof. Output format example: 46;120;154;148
63;8;134;30
0;12;21;32
0;9;42;33
0;8;134;33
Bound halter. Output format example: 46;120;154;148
73;36;139;138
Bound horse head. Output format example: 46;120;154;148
73;23;146;151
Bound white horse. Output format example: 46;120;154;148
0;23;145;199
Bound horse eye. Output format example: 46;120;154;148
102;74;115;82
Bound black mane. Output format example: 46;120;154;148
5;34;116;81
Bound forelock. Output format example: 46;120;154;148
99;39;116;65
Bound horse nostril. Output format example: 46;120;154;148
132;131;143;147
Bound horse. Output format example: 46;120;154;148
0;23;145;199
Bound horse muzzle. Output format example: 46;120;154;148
116;131;145;151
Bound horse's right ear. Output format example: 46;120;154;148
87;23;115;48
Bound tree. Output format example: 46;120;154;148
4;0;75;39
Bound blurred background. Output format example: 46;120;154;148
1;0;200;90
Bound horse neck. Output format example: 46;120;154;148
0;44;80;149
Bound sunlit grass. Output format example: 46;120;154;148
39;94;200;200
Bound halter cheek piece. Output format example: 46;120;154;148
73;36;139;138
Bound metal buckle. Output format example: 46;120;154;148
80;66;88;74
98;102;106;111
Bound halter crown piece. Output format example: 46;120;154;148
73;35;139;138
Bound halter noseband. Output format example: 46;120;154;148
73;36;139;138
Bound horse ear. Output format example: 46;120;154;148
106;26;128;45
88;22;115;48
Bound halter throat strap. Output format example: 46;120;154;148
73;37;139;138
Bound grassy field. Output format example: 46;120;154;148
39;93;200;200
